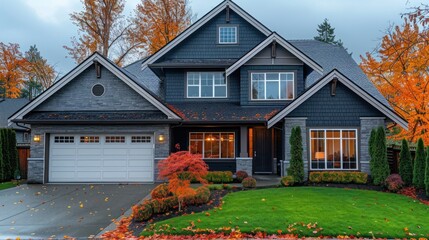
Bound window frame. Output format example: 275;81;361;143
250;72;295;101
218;25;238;44
189;132;235;159
309;129;359;171
79;136;100;144
186;72;227;98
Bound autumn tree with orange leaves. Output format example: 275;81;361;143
360;9;429;144
130;0;192;55
0;43;29;98
157;151;208;211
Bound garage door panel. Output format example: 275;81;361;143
50;134;154;182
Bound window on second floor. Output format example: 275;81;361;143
187;72;227;98
251;72;294;100
219;26;237;44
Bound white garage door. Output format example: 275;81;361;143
49;134;154;182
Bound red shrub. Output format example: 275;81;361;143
242;177;256;188
151;183;171;199
385;174;404;192
235;171;249;182
132;201;153;222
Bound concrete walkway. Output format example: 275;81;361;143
0;184;155;239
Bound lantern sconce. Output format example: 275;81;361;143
158;134;165;143
33;135;41;143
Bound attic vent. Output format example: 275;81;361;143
94;60;101;78
92;84;105;97
226;5;230;23
331;77;338;96
271;40;277;58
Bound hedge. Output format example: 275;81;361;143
0;129;19;182
309;171;368;184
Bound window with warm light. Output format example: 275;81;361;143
310;129;358;170
189;132;235;159
251;72;294;100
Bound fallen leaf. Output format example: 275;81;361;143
80;203;84;208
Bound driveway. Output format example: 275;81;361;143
0;184;155;239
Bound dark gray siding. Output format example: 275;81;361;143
34;64;158;112
158;9;266;61
164;69;240;103
240;65;304;105
288;82;384;126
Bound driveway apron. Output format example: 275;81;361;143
0;184;154;239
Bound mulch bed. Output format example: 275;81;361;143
128;188;237;236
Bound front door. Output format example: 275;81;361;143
253;127;272;173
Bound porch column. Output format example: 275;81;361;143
236;126;252;175
360;117;385;175
284;117;307;180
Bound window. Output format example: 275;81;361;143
219;26;237;44
105;136;125;143
132;136;151;143
80;136;99;143
251;72;294;100
187;72;227;98
92;84;105;97
23;132;30;143
189;132;235;159
54;136;74;143
310;129;358;170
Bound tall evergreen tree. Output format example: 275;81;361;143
425;147;429;195
0;130;4;181
0;129;10;180
287;126;304;182
8;130;19;177
369;128;377;178
372;127;390;185
413;138;426;188
314;18;345;48
399;139;413;185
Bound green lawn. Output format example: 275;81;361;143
0;181;17;191
142;187;429;238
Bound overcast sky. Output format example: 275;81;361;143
0;0;421;76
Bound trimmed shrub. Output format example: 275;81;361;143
385;174;404;192
194;186;210;205
151;183;171;199
287;127;304;183
132;201;153;222
309;172;368;184
205;171;233;183
309;172;322;183
280;176;295;187
242;177;256;188
235;171;249;182
370;127;390;185
413;138;426;189
399;139;413;185
425;147;429;196
163;196;179;210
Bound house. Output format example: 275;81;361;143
1;98;31;178
9;0;406;183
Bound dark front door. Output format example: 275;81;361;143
253;127;272;173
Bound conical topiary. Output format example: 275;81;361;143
413;138;426;188
399;139;413;185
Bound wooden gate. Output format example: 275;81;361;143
17;147;29;179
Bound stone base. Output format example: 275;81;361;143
236;157;252;176
27;158;44;183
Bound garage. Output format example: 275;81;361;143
49;134;154;183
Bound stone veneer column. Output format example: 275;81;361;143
284;118;308;180
360;117;385;175
236;126;252;175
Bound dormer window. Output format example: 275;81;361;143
251;72;295;100
218;26;238;44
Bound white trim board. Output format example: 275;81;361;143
8;52;181;124
267;70;408;129
226;33;323;76
141;0;272;71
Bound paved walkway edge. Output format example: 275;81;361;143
95;193;151;238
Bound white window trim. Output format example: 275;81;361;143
251;72;295;101
218;26;238;44
189;132;235;159
186;72;227;98
309;129;359;171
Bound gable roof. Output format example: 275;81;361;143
0;98;29;130
141;0;272;71
9;52;181;124
267;69;408;129
226;33;323;76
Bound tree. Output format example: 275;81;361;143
64;0;132;65
130;0;192;55
399;139;413;185
369;128;377;177
157;151;208;211
314;18;345;48
360;12;429;144
0;43;28;98
287;126;304;182
370;127;390;185
425;147;429;195
0;130;3;181
413;138;426;188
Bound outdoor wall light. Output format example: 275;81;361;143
33;134;41;143
158;134;165;143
